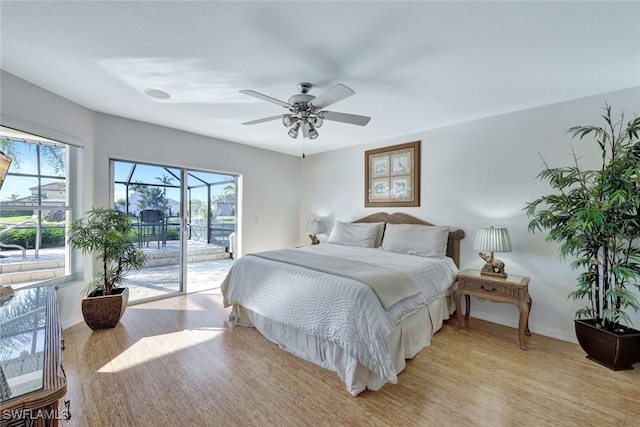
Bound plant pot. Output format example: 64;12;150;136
574;319;640;370
81;287;129;330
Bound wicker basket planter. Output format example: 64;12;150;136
81;287;129;330
575;319;640;371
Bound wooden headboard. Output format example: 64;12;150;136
353;212;465;268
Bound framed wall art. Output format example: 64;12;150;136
364;141;420;207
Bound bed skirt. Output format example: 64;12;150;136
230;295;454;396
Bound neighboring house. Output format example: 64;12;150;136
212;197;235;218
0;181;65;211
30;182;65;204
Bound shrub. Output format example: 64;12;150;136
0;225;65;249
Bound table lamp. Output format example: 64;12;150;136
473;226;511;278
306;219;324;245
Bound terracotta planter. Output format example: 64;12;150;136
575;319;640;370
81;287;129;330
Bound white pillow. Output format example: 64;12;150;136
327;221;384;248
357;222;385;247
372;222;385;247
381;223;450;257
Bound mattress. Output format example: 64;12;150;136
221;243;459;395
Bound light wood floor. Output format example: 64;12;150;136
61;290;640;427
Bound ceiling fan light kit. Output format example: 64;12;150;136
288;122;301;138
240;82;371;140
310;116;323;128
282;115;295;127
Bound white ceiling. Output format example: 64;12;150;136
1;1;639;156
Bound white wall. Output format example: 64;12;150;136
1;71;301;328
1;70;96;330
299;86;640;343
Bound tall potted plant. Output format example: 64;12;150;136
525;105;640;370
68;207;147;330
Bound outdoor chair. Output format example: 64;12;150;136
138;209;167;249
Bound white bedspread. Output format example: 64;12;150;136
221;243;459;383
248;249;419;309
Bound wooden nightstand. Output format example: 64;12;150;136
454;269;532;350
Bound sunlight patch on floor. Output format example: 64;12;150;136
97;328;227;373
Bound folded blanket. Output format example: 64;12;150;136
249;249;419;310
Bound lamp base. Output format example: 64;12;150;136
478;252;507;278
309;234;320;245
480;266;508;279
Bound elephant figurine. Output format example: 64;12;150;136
478;252;507;277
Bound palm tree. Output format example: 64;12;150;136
156;174;175;198
219;184;236;203
135;186;168;212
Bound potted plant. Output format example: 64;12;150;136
525;105;640;370
68;207;147;330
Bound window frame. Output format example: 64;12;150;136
0;125;83;289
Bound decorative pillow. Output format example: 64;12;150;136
381;223;450;257
327;221;385;248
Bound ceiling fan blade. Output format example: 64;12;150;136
309;84;355;109
239;90;292;108
321;111;371;126
242;115;285;125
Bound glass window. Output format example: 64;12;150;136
0;127;80;289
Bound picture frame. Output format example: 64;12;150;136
364;141;420;207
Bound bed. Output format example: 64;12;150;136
221;212;464;396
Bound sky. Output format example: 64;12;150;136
113;161;237;208
0;142;236;217
0;141;47;200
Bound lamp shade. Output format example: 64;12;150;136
306;219;324;235
473;227;512;252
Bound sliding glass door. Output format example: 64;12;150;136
112;160;236;303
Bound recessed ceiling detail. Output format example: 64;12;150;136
144;88;171;100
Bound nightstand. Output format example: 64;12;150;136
454;269;532;350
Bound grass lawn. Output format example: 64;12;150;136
0;215;33;224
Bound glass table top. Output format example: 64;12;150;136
0;285;49;402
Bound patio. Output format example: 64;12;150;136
0;240;235;302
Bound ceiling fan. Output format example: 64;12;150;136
240;82;371;139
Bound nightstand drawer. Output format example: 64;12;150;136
461;278;518;298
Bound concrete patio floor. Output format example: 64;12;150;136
0;240;235;302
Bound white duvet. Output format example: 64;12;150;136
221;243;459;383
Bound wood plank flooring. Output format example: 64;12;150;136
60;290;640;426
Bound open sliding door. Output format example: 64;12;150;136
112;160;236;303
